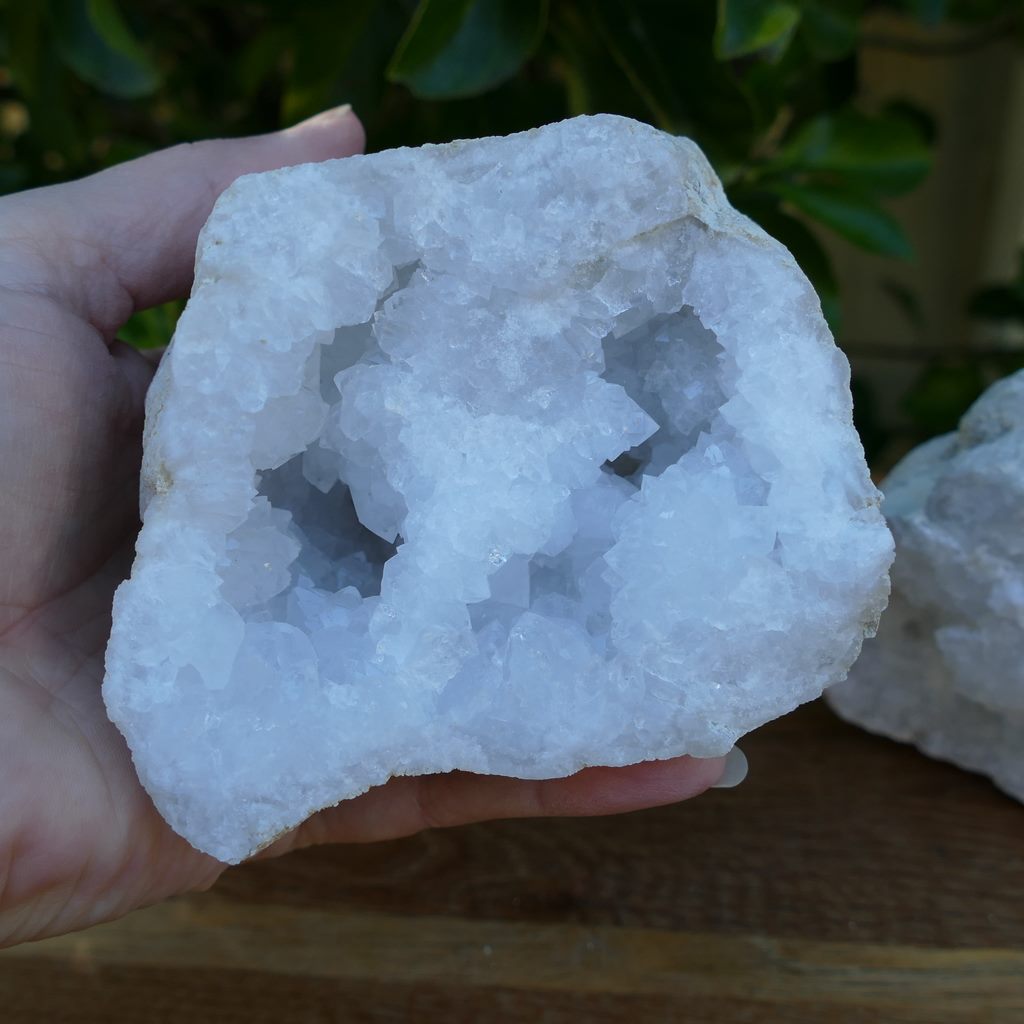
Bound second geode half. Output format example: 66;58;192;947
105;115;893;862
829;370;1024;801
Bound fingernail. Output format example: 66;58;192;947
711;746;748;789
289;104;354;130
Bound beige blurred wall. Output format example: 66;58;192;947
824;13;1023;441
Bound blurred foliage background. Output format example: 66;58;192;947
1;0;1022;468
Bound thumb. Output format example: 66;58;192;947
1;105;365;335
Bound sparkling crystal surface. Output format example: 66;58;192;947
104;115;893;862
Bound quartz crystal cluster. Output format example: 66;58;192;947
829;370;1024;801
104;115;893;862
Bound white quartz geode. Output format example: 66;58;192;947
104;114;893;862
829;370;1024;801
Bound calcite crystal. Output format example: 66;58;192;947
105;115;892;862
829;371;1024;801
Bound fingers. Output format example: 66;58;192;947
0;105;365;336
109;339;162;422
260;755;727;858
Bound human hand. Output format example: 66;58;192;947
0;106;733;948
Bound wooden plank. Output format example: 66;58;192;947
2;701;1022;1022
4;896;1023;1018
213;702;1024;948
2;961;989;1024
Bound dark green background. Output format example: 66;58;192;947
2;0;1022;463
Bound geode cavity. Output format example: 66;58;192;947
105;115;893;862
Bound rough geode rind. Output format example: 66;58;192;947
829;370;1024;801
105;115;893;862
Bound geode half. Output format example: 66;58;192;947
104;115;893;862
829;370;1024;801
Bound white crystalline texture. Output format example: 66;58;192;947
104;115;893;862
829;370;1024;801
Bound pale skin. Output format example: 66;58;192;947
0;106;729;948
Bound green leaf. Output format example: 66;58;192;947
5;6;82;157
773;108;931;195
798;0;861;61
388;0;548;99
883;99;936;145
714;0;801;60
774;181;914;258
51;0;160;98
234;27;289;101
390;0;476;76
86;0;154;70
584;0;684;131
904;0;948;26
5;2;45;99
120;299;183;350
549;17;592;116
904;362;985;437
283;3;377;124
881;279;926;332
